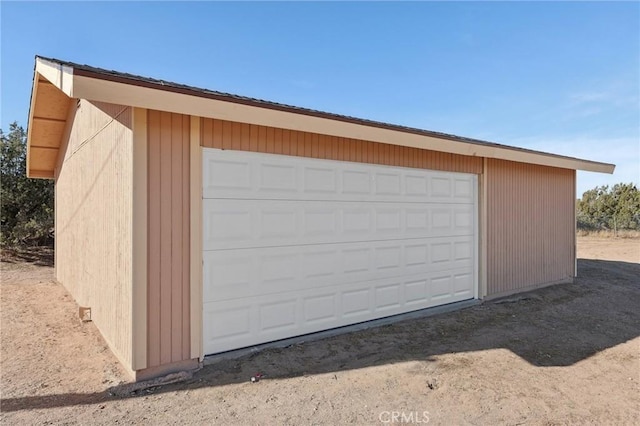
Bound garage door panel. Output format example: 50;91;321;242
203;199;474;250
203;236;474;303
203;149;475;204
304;293;338;324
204;157;253;192
202;148;477;356
203;269;474;354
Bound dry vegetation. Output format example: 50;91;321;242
1;237;639;425
577;229;640;239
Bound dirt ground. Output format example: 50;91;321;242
1;238;639;425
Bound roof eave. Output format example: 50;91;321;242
29;56;616;175
26;57;74;179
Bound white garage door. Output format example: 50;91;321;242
202;148;477;355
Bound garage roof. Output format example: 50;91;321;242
27;56;615;178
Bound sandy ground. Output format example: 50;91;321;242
1;237;639;425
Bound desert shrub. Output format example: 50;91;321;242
1;122;54;247
577;183;640;232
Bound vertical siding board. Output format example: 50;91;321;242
258;126;267;152
202;118;211;148
212;119;222;149
266;127;275;153
312;133;320;158
282;129;291;155
158;111;173;365
249;124;259;152
304;132;313;157
181;116;191;359
290;130;298;156
360;140;367;163
240;123;251;151
330;134;337;159
147;110;161;367
200;118;211;148
221;120;232;150
274;128;283;153
403;146;409;167
318;134;326;159
231;122;242;150
199;117;204;146
342;138;349;161
170;114;183;362
349;139;356;162
326;136;335;160
421;149;427;169
297;132;304;157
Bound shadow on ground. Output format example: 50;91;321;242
2;258;638;412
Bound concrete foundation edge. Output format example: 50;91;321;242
204;298;481;366
135;358;200;382
485;277;574;301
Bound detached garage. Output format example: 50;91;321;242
26;56;614;380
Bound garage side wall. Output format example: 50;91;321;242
485;159;575;297
55;100;134;369
200;118;483;174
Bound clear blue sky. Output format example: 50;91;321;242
2;1;638;195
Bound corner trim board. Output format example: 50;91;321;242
480;157;488;298
132;107;148;370
189;115;203;361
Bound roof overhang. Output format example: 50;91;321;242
26;58;74;178
27;56;616;178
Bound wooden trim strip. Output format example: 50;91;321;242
480;157;488;298
189;116;203;361
29;145;59;151
132;107;148;370
33;116;67;123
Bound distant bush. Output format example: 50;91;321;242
1;122;54;247
576;229;640;239
576;183;640;233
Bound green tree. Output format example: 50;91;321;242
577;183;640;231
1;122;54;246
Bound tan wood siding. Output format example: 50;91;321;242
485;159;575;296
55;100;134;371
201;118;483;174
147;110;191;367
